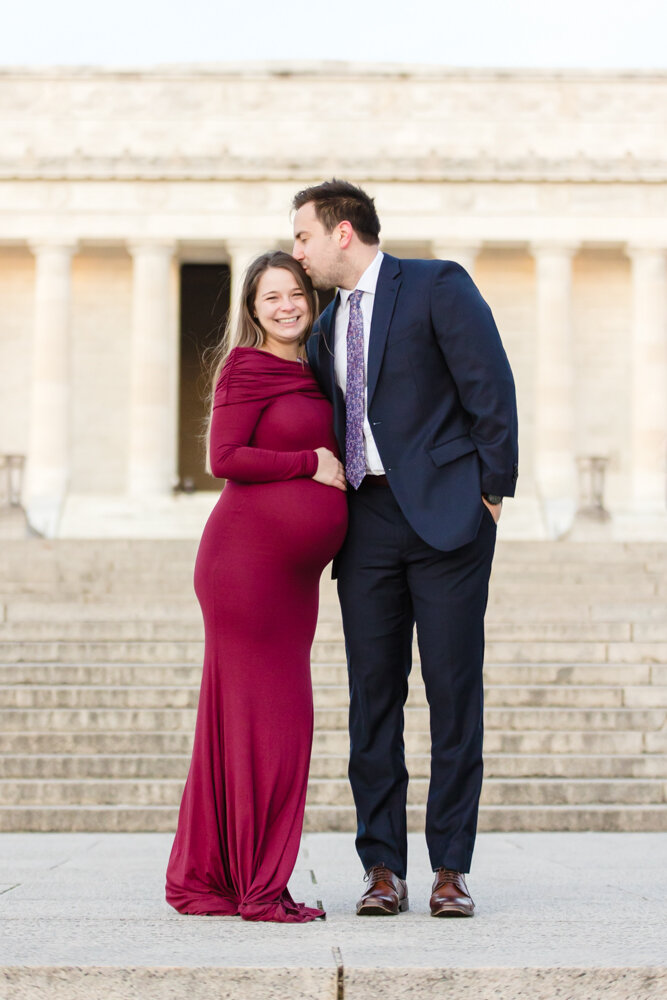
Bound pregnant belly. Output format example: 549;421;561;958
248;479;347;565
208;479;348;571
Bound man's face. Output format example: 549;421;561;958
292;201;343;290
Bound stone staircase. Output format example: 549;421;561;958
0;539;665;832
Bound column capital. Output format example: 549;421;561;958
431;240;482;255
430;241;481;272
224;239;274;261
530;241;580;259
28;240;78;258
625;243;667;262
127;239;176;259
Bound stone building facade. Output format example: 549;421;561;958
0;65;665;539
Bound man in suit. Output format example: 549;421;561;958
292;180;518;917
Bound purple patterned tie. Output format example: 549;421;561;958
345;289;366;489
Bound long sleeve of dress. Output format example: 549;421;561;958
209;352;319;483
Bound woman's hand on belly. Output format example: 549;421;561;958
313;448;347;491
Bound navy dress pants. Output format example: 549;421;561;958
336;480;497;878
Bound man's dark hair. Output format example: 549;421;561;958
292;179;381;246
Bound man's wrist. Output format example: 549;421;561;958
482;493;503;505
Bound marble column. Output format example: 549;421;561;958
25;242;77;536
627;246;667;511
531;242;578;538
127;241;177;496
431;241;480;277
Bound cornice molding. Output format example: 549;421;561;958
1;155;666;183
1;64;666;81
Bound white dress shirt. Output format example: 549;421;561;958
334;250;385;475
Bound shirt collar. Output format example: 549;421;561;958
338;250;384;309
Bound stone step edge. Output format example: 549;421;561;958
1;664;660;678
0;660;656;669
1;727;663;737
2;706;664;713
0;682;658;690
0;678;667;696
3;775;665;783
0;804;663;813
0;637;657;644
1;708;664;723
0;623;652;631
0;966;664;1000
2;662;657;671
2;751;663;760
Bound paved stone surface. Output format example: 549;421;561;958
0;832;665;998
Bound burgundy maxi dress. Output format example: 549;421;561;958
165;346;347;922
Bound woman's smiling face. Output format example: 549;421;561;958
254;266;311;357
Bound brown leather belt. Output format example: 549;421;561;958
360;474;390;488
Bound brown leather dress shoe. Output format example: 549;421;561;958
356;864;409;916
430;868;475;917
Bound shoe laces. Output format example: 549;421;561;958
435;868;464;886
364;863;395;885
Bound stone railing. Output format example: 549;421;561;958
576;455;611;522
0;454;25;510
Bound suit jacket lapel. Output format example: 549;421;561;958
367;254;401;408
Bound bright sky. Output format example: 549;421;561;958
2;0;666;69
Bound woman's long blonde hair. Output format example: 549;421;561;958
204;251;318;472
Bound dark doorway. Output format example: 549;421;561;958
178;264;230;492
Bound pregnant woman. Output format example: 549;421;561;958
165;251;347;923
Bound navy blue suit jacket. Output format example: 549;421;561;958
306;253;519;552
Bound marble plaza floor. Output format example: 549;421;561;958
0;832;665;999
